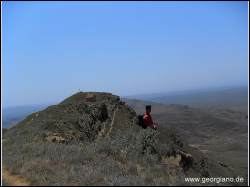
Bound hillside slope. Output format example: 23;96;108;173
122;98;248;181
2;92;247;186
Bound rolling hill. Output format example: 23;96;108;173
122;86;248;113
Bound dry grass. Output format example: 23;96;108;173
2;127;187;186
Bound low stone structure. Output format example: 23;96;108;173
86;94;96;102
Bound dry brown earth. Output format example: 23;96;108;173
2;165;31;186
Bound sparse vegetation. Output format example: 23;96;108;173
3;126;186;186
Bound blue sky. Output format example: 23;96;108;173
2;1;249;107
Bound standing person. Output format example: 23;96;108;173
143;105;157;130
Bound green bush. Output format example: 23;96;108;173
41;120;59;131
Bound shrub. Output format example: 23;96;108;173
3;125;186;186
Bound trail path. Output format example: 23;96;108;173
2;165;31;186
107;107;118;138
96;107;118;141
96;121;107;141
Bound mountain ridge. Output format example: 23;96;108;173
2;92;247;185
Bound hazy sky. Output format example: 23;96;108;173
2;1;249;107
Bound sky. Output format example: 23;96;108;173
1;1;249;108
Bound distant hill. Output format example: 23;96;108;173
122;86;248;113
3;91;246;186
2;103;58;129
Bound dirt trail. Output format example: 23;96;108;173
107;107;118;138
2;165;31;186
96;107;118;141
96;121;107;141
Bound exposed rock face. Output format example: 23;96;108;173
179;151;194;172
92;103;108;122
76;103;108;142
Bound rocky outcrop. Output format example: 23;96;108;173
165;150;193;173
179;150;194;172
45;132;68;144
76;103;108;142
92;103;108;122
